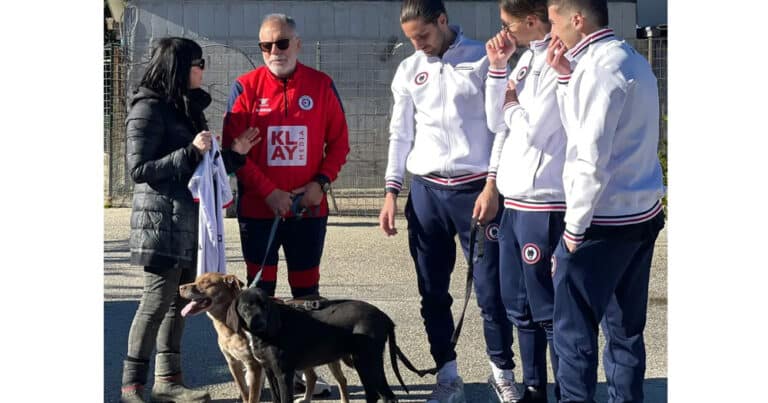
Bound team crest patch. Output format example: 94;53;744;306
414;71;429;85
550;255;557;277
298;95;314;111
522;243;541;264
516;66;529;82
485;223;499;242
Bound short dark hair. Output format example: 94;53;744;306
140;37;203;110
400;0;447;25
499;0;549;24
547;0;608;27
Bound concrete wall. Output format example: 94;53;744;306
123;1;638;56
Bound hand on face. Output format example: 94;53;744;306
546;36;571;76
486;30;517;69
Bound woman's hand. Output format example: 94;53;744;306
192;130;212;154
231;127;261;155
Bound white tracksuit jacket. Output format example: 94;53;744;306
188;140;233;275
485;34;568;211
384;26;495;193
556;28;665;244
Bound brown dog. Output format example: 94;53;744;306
179;272;350;403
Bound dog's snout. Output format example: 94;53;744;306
179;284;192;294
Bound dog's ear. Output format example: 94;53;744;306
224;274;243;291
225;298;241;333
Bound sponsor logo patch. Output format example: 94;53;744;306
298;95;314;111
257;98;272;113
522;243;541;264
414;71;429;85
267;125;307;166
485;223;499;242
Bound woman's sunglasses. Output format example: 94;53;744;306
258;38;291;53
191;58;205;70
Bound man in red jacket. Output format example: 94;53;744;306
222;13;350;298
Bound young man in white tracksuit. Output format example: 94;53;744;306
546;0;666;402
378;1;522;402
484;1;567;402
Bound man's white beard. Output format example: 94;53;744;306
267;58;295;78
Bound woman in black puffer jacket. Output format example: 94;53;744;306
120;37;259;403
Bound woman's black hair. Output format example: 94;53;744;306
139;37;203;114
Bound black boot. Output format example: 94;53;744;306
150;353;210;402
120;358;149;403
521;385;548;403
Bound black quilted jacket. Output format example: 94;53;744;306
126;87;231;269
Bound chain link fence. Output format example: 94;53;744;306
104;37;667;215
104;42;130;207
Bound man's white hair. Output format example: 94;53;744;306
261;13;299;37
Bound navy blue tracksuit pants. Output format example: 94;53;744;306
499;208;565;390
239;216;328;298
404;176;514;370
552;212;665;403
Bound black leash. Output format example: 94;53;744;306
405;217;485;378
247;193;306;289
451;217;484;345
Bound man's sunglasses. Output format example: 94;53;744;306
258;38;291;53
191;58;205;69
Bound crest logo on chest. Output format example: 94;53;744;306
414;71;429;85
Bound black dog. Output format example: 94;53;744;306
227;287;427;403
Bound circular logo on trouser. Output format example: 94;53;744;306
551;255;557;277
485;223;499;241
522;243;541;264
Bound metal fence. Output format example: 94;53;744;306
104;42;129;207
104;37;667;215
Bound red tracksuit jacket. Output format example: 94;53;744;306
222;62;350;219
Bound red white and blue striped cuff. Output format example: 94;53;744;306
503;101;520;111
488;67;507;79
558;74;571;85
487;171;497;181
563;229;585;245
385;179;402;195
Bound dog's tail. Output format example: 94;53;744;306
387;325;438;394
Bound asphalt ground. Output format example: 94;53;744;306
104;208;667;402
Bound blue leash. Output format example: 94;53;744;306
247;193;306;288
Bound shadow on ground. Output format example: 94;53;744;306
105;299;667;402
104;301;231;403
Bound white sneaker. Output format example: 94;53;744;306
488;374;523;403
426;376;465;403
294;371;333;396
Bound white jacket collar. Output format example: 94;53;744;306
565;27;614;62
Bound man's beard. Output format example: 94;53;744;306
267;57;295;77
